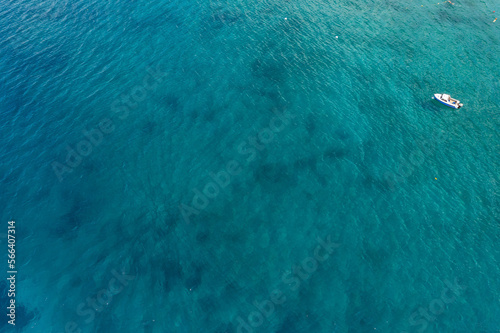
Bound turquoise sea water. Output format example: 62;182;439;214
0;0;499;332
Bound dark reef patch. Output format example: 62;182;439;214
254;162;298;190
184;263;204;290
141;121;158;135
251;58;287;83
293;156;317;173
0;281;37;331
162;94;180;111
276;313;321;333
305;114;316;136
323;146;348;160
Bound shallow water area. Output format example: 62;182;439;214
0;0;499;332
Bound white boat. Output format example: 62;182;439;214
433;93;463;109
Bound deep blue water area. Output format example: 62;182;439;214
0;0;499;332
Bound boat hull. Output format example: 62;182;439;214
433;94;462;109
